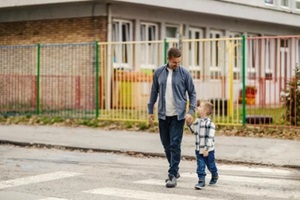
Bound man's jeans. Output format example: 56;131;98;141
159;116;185;177
195;150;218;180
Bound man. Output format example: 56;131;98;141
148;47;196;188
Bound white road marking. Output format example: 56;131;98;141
180;172;300;186
40;198;69;200
218;165;291;175
0;171;81;189
134;179;300;199
85;187;224;200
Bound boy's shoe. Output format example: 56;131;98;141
166;174;177;188
209;176;219;185
165;172;180;182
194;180;205;190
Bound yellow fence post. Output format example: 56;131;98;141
228;40;234;118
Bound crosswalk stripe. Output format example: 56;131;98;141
85;187;224;200
180;172;300;186
39;198;69;200
134;179;300;199
218;165;291;175
0;171;81;189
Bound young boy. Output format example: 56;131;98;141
188;101;219;189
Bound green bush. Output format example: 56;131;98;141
285;66;300;126
138;122;148;130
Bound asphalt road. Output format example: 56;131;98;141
0;144;299;200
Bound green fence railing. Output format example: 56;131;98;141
0;35;299;128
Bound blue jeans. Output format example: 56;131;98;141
195;150;218;180
159;116;185;177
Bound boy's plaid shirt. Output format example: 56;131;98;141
189;117;216;153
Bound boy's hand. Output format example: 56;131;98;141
203;150;209;157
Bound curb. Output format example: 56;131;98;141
1;139;299;170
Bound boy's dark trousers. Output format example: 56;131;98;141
195;150;218;180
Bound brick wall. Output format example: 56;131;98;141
0;16;107;45
0;17;108;113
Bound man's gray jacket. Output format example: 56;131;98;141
148;65;197;120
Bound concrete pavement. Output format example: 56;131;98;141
0;125;299;168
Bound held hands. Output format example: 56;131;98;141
185;113;193;126
148;114;154;125
203;150;209;157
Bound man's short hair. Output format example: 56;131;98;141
168;47;181;58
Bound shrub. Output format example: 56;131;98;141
285;66;300;126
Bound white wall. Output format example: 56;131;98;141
110;4;300;36
1;0;300;27
222;0;299;11
114;0;300;27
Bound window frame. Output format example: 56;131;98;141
298;39;300;68
264;38;277;80
265;0;275;5
112;19;133;69
165;24;179;39
247;34;260;80
280;0;289;8
165;24;180;49
188;27;204;80
209;30;224;81
140;22;159;69
296;0;300;10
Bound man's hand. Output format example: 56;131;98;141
148;114;154;125
185;113;193;126
203;150;209;157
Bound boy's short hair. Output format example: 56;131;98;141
168;47;181;58
203;101;214;116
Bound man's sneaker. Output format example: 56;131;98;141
166;175;177;188
165;172;180;182
209;176;219;185
194;180;205;190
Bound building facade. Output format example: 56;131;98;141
1;0;299;45
0;0;300;120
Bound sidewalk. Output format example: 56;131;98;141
0;125;299;168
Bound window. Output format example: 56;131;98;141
296;0;300;9
264;39;277;80
265;0;274;5
281;0;289;7
112;19;133;69
298;40;300;67
279;39;289;92
166;26;178;38
247;34;260;80
140;22;159;69
188;28;204;79
165;25;179;49
229;33;242;80
209;30;224;80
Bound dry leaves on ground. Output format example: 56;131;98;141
0;116;299;141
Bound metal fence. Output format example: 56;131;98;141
243;36;300;127
0;45;37;115
0;35;299;127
